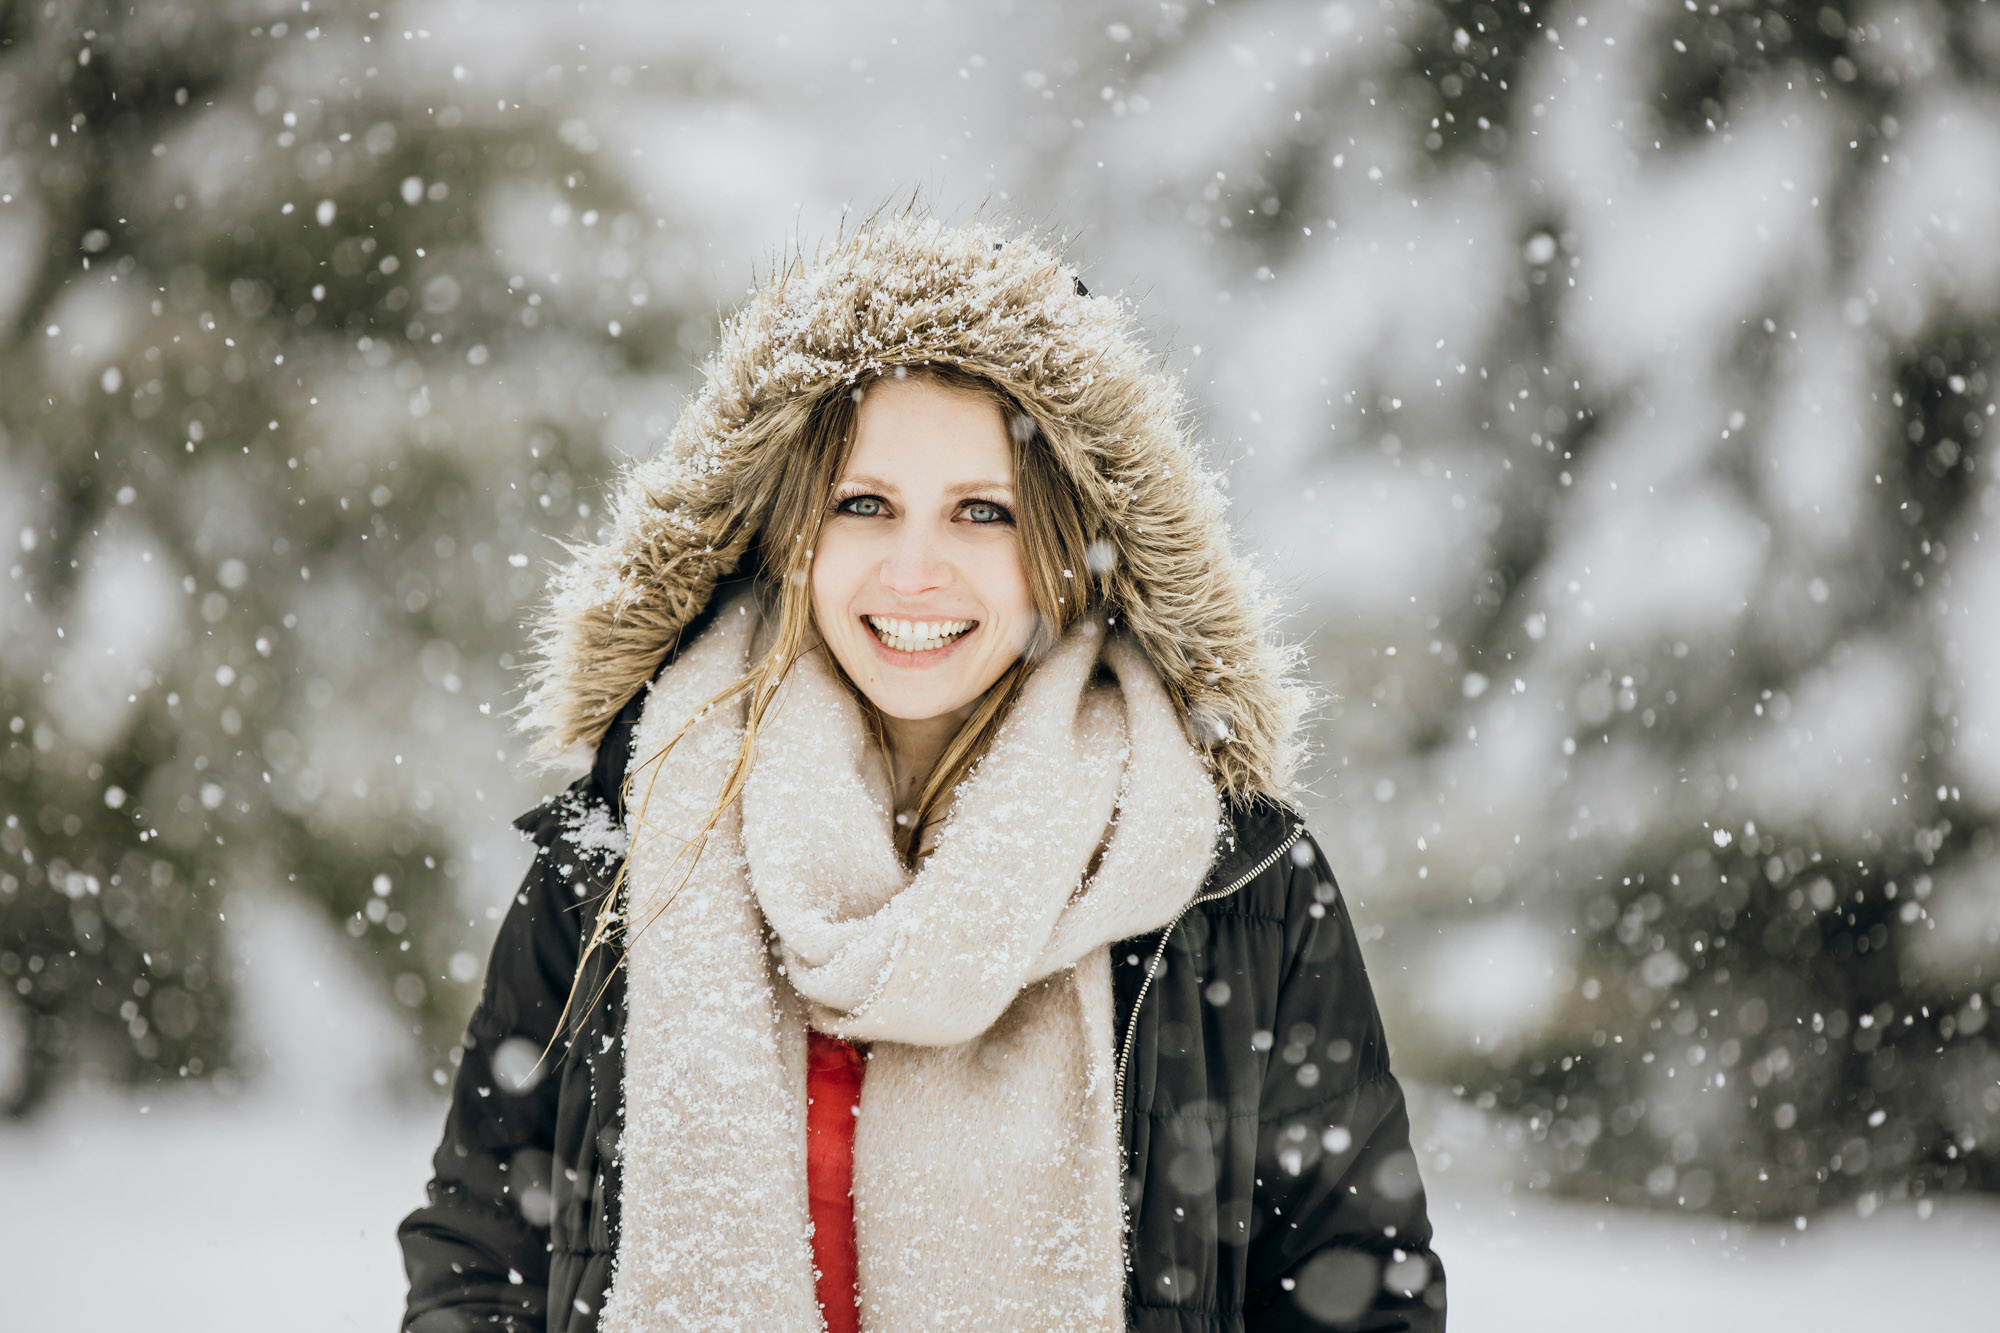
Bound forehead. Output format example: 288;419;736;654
845;376;1012;485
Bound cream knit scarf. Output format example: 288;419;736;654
600;593;1221;1332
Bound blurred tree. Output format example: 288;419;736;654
5;0;1999;1232
1050;0;2000;1220
0;0;677;1110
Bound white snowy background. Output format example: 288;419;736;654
5;0;2000;1327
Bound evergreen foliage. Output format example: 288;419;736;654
0;0;665;1109
3;0;1997;1227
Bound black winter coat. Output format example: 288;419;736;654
400;705;1446;1332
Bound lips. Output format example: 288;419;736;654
865;615;976;655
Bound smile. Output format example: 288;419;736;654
865;616;976;655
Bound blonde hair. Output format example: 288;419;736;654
558;364;1097;1038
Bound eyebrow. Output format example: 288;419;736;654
834;474;1014;499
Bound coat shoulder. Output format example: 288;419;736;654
1191;797;1391;1073
1200;795;1311;920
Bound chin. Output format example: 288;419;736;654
835;618;1019;720
872;690;979;723
853;667;985;723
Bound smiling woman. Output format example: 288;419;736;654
814;369;1072;855
821;376;1030;680
399;215;1444;1333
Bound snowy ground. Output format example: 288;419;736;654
3;1086;433;1326
1430;1181;1999;1332
8;1085;1996;1331
4;895;1995;1329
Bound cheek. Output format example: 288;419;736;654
809;532;864;623
808;528;864;604
980;542;1039;648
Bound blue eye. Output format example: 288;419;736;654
964;500;1011;524
838;495;886;517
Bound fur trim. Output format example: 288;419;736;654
520;211;1305;801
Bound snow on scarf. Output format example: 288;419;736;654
601;592;1221;1331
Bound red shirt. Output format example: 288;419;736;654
806;1030;865;1333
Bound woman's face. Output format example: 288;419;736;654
810;375;1038;728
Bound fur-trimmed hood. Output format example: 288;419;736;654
521;213;1304;803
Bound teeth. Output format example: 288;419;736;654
867;616;974;653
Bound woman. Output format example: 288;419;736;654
399;215;1445;1332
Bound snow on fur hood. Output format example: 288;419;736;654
521;213;1305;804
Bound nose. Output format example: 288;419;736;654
879;520;950;597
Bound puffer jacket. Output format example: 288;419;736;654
398;701;1446;1333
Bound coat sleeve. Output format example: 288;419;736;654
397;777;600;1333
1243;832;1447;1332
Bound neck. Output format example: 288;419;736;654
879;708;973;811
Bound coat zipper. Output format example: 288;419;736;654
1113;821;1306;1124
